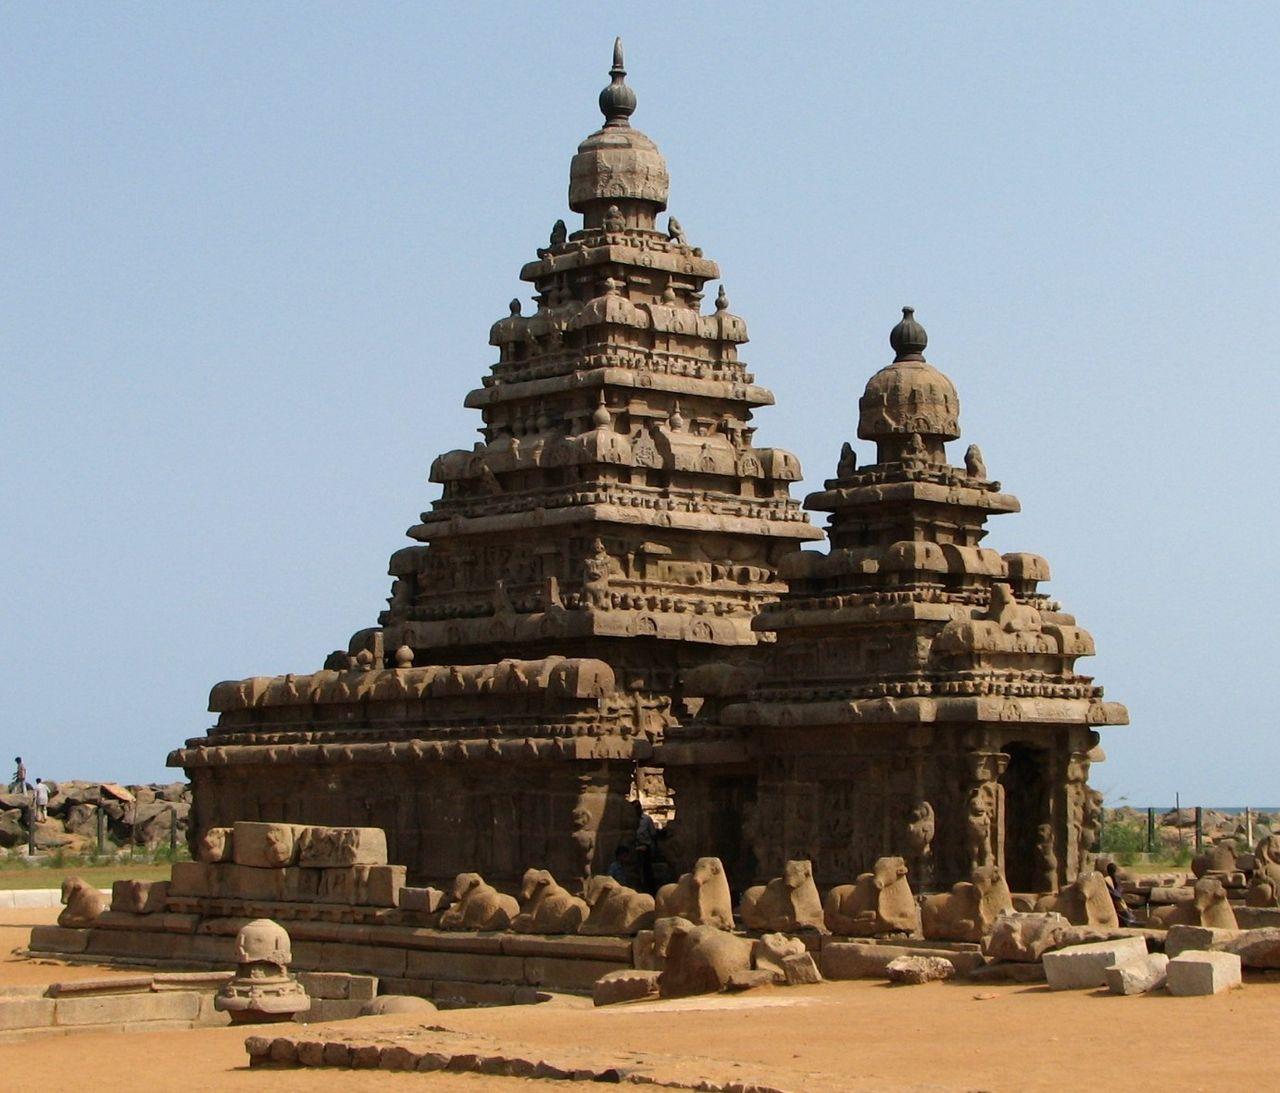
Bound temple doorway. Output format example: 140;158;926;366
1001;743;1050;892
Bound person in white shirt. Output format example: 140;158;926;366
33;778;49;822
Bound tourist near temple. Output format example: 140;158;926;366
169;42;1127;896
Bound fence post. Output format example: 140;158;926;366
1194;806;1203;851
170;806;178;855
1247;807;1254;847
26;804;36;856
1147;807;1156;853
96;805;106;854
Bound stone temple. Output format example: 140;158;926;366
170;43;1126;896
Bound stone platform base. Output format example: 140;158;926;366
27;920;633;1007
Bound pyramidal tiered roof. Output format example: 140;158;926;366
711;307;1128;731
377;41;819;670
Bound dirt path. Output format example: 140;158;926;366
2;908;1273;1090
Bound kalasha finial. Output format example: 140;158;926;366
889;306;928;362
599;37;637;127
715;285;729;312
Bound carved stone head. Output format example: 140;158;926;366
520;868;555;900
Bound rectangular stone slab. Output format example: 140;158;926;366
232;822;304;867
296;826;388;867
1166;951;1242;996
1043;937;1148;990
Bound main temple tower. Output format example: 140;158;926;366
171;43;819;888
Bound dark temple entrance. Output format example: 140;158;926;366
1001;743;1051;893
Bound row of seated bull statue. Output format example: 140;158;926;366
426;854;1242;942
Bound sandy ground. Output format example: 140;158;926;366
2;906;1275;1090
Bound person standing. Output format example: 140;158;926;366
8;757;26;793
32;778;49;823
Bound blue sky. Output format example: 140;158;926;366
2;4;1276;803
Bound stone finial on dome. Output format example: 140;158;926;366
569;41;669;221
599;38;637;128
858;305;961;457
890;306;928;362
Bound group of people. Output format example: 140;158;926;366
7;757;50;822
606;800;674;894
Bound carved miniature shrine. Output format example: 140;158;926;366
662;307;1128;892
170;44;1125;895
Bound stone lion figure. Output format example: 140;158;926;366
581;875;655;936
739;859;826;933
511;868;589;934
438;872;519;931
655;856;734;930
58;876;107;928
824;856;920;936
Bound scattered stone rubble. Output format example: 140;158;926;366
0;780;190;852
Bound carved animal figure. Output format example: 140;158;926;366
1033;871;1119;927
655;857;734;930
549;218;567;246
1191;842;1237;879
58;876;107;928
836;441;857;478
1149;877;1238;930
653;916;753;998
921;866;1014;942
964;443;987;479
511;868;589;934
581;875;655;936
739;860;826;933
438;872;519;932
666;216;687;245
824;856;920;937
1247;834;1280;907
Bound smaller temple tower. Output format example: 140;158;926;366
661;308;1128;894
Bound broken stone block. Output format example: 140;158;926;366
296;826;388;867
198;826;234;863
399;886;446;914
1104;953;1168;995
819;941;898;980
1223;927;1280;969
1166;951;1242;996
169;861;214;898
752;932;806;984
984;911;1070;962
782;951;823;985
361;865;406;908
1165;924;1239;957
232;822;303;868
886;955;955;984
592;969;661;1006
1043;937;1148;990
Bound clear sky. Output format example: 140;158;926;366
2;4;1277;803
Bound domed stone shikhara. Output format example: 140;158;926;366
665;306;1126;893
170;46;1125;898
